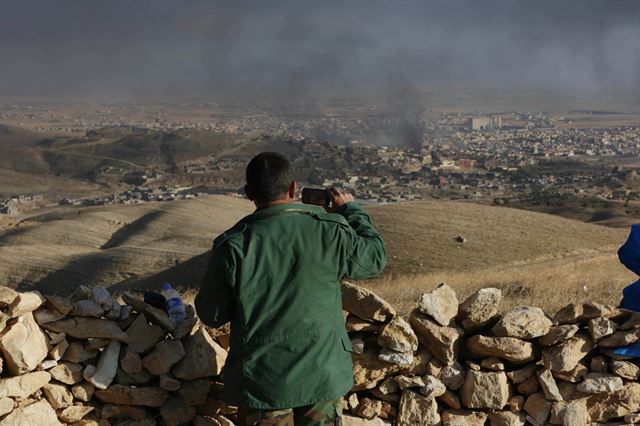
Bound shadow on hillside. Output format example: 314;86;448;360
0;226;32;245
101;210;166;249
107;251;210;294
17;249;139;296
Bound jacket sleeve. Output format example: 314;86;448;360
337;202;388;280
195;242;236;328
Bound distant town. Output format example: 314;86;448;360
2;100;640;224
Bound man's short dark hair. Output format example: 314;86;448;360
246;152;294;203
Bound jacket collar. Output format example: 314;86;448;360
242;203;324;223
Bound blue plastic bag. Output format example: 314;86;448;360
618;224;640;276
610;224;640;357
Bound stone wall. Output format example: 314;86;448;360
341;281;640;425
0;286;229;426
0;282;639;425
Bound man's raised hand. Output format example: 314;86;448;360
326;187;354;211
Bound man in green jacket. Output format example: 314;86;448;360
195;152;388;426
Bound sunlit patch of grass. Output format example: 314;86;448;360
368;253;635;317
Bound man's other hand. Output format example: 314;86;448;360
327;187;354;212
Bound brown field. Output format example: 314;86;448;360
0;169;105;199
367;252;634;317
364;200;633;316
0;195;253;294
1;194;633;316
555;113;640;129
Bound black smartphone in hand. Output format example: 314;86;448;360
301;188;330;208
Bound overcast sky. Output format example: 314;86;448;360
1;0;639;97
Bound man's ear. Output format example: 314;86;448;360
288;181;297;199
244;185;254;201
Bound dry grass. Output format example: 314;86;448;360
2;194;634;313
366;200;627;276
0;169;104;199
0;195;253;293
368;252;636;318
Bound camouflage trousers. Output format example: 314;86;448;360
237;399;341;426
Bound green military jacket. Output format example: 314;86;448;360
195;201;387;409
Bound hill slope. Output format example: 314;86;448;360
369;200;626;275
0;196;631;309
0;195;252;294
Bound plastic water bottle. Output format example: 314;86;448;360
161;283;186;324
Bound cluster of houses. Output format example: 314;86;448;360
58;186;199;207
0;194;44;215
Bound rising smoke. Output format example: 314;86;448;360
1;0;640;98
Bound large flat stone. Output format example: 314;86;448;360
542;333;593;373
122;292;175;332
43;317;128;342
172;327;227;380
410;309;463;366
587;382;640;422
456;288;501;332
378;316;418;353
397;390;440;426
50;362;83;385
125;314;166;354
418;283;458;327
9;291;45;318
352;350;404;391
523;393;551;425
143;340;186;376
0;371;51;399
43;382;74;409
460;370;509;410
341;281;395;322
467;335;534;363
0;312;48;374
95;385;169;407
0;399;62;426
493;306;552;339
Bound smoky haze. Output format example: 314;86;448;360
1;0;640;98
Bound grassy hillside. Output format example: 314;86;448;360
0;124;48;146
0;195;632;313
367;200;626;275
0;124;248;185
366;201;632;314
0;195;253;294
44;128;247;168
0;169;103;198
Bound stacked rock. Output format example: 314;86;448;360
341;281;640;426
0;286;234;426
4;281;640;426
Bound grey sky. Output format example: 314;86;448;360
1;0;639;97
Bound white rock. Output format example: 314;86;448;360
84;340;120;390
378;347;413;366
419;283;458;326
576;373;623;394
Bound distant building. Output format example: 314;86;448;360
0;205;19;215
457;158;476;169
468;116;502;131
440;159;456;169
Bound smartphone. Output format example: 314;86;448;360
301;187;330;207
